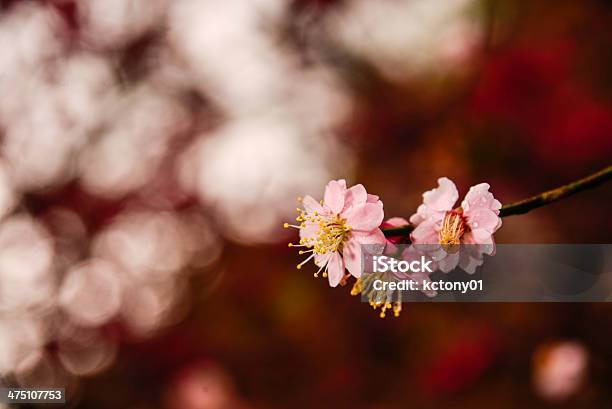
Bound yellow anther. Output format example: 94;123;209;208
439;210;466;254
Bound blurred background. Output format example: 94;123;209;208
0;0;611;408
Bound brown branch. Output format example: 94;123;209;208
498;165;612;217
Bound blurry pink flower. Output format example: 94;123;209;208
286;179;386;287
533;341;588;401
351;239;436;318
165;361;245;409
409;177;502;273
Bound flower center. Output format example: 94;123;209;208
304;213;351;255
285;201;353;274
439;210;467;254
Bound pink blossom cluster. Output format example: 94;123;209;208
286;178;503;316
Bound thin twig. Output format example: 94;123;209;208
382;165;612;237
498;165;612;217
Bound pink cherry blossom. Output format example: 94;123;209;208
409;177;502;273
360;243;439;317
348;217;436;318
286;179;386;287
533;341;588;401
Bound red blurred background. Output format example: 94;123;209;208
0;0;610;408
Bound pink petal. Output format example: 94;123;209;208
438;252;460;273
466;208;501;233
397;246;439;279
302;195;324;213
462;232;495;256
299;221;320;241
410;220;440;244
459;251;483;274
409;204;428;225
314;253;331;267
461;183;502;215
323;180;346;214
367;194;380;203
428;245;447;261
423;177;458;212
351;229;386;255
345;203;384;232
470;228;494;244
343;239;362;278
384;241;399;255
344;184;368;209
327;252;344;287
486;239;496;256
352;229;386;245
401;245;432;263
495;217;503;231
400;245;422;263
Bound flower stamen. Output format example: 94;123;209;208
351;273;402;318
439;210;467;254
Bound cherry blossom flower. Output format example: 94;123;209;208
351;243;437;318
285;179;386;287
533;341;588;401
409;177;502;273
